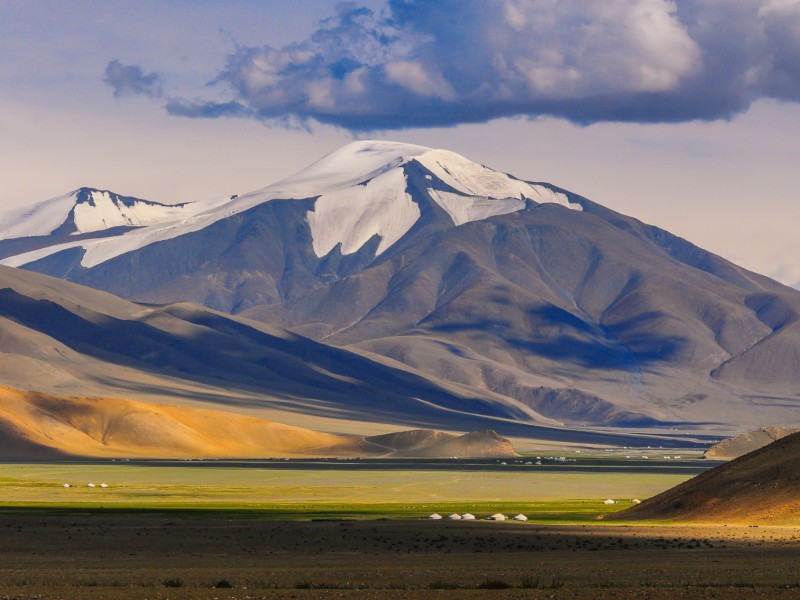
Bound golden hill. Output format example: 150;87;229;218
0;387;367;459
0;387;520;460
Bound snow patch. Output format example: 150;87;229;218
427;189;526;226
307;168;419;257
0;193;76;239
71;191;194;233
0;193;235;269
417;149;581;210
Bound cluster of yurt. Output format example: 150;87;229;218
428;512;528;521
61;483;109;489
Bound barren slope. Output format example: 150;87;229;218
365;429;519;458
1;264;694;448
0;387;370;459
704;426;800;460
0;387;529;459
617;432;800;524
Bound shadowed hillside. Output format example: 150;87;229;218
365;429;518;458
0;264;694;449
615;432;800;524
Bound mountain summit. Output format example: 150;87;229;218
0;187;194;239
3;141;800;434
0;141;578;269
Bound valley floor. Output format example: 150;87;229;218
1;514;800;599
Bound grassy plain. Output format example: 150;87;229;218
0;462;693;521
5;460;797;599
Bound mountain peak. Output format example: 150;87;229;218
274;139;582;258
0;188;195;241
1;141;580;268
264;139;432;198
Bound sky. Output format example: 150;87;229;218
1;0;799;287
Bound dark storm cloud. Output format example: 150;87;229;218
125;0;800;129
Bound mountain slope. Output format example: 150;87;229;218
0;264;674;448
0;386;366;459
704;426;800;460
3;141;800;432
0;387;522;459
0;142;577;272
365;429;518;458
616;431;800;524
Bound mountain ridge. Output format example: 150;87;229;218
2;141;799;433
0;263;684;448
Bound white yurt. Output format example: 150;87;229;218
448;513;462;520
428;513;443;520
487;513;506;521
513;514;528;521
603;499;616;505
461;513;476;520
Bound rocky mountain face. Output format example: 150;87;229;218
2;141;799;433
1;264;669;447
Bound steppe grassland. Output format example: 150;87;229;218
0;463;690;520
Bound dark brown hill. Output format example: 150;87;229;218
616;431;800;524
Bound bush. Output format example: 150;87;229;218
163;578;184;588
213;579;234;588
478;579;512;589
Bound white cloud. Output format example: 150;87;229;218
116;0;800;130
384;60;455;99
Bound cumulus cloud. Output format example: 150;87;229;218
104;60;163;99
153;0;800;129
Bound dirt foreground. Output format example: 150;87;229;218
1;512;800;599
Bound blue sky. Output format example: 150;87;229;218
2;0;799;286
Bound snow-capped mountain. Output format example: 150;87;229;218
0;141;578;269
3;141;800;434
0;188;201;239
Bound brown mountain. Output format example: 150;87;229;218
0;264;672;450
